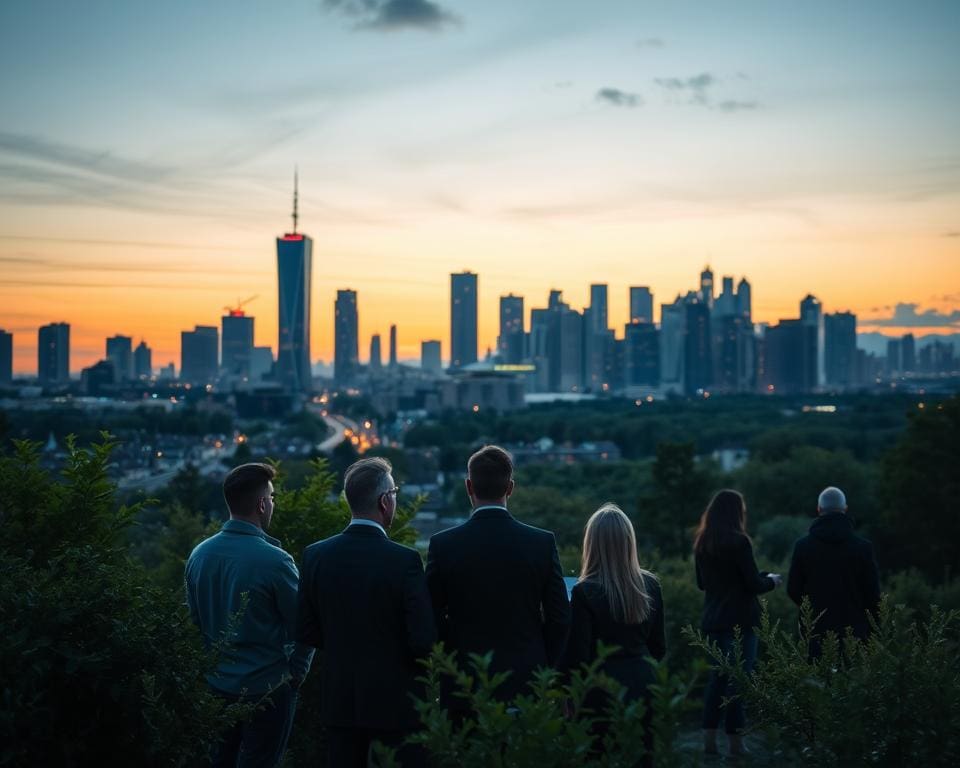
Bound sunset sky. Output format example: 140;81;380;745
1;0;959;373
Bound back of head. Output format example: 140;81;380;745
693;489;748;556
581;503;652;624
223;462;276;517
467;445;513;502
817;486;847;514
344;456;393;517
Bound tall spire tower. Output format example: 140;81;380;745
277;170;313;393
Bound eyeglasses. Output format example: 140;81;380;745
381;485;401;499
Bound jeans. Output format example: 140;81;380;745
701;629;758;734
212;682;297;768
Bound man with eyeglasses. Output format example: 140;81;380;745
297;456;435;768
185;462;313;768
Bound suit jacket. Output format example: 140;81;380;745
561;575;666;701
787;512;880;640
425;506;571;701
695;534;776;633
296;524;436;731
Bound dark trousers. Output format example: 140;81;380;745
213;683;297;768
326;727;425;768
702;630;758;734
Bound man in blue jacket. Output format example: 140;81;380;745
787;486;881;651
185;462;313;768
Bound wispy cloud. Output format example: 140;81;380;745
944;231;960;238
323;0;459;32
636;37;664;49
864;302;960;328
596;88;642;108
653;73;759;112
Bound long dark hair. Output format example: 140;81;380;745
693;489;749;556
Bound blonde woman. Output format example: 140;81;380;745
562;503;666;763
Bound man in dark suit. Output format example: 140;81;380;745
297;457;435;767
425;445;571;703
787;486;881;649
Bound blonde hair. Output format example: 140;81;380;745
580;503;654;624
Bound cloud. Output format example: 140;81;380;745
655;72;716;104
653;73;759;112
716;99;759;112
324;0;458;31
944;231;960;238
864;302;960;328
596;88;642;108
636;37;664;49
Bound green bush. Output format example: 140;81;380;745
0;436;242;767
376;645;700;768
686;599;960;766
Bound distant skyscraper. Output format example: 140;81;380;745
624;322;659;387
334;289;359;383
700;266;715;308
629;287;654;324
134;340;152;379
736;278;752;322
761;320;817;394
498;294;525;364
585;284;609;391
589;284;608;332
716;315;755;392
222;312;254;377
38;322;70;384
81;359;116;397
105;335;133;381
886;338;902;375
714;276;736;318
389;324;398;367
0;329;12;385
180;325;219;383
369;334;382;370
660;300;686;393
250;346;274;381
421;340;442;374
825;311;857;387
800;294;825;388
558;304;584;392
684;300;712;395
276;173;313;393
450;271;478;369
901;333;916;373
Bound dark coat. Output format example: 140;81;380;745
424;506;571;701
787;512;881;639
695;534;775;633
296;524;436;731
561;576;666;701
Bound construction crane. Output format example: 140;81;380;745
223;295;259;317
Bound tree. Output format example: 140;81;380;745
877;396;960;581
644;442;713;556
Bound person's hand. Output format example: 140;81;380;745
768;573;783;587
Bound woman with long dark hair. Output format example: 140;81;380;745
694;489;781;757
563;503;665;764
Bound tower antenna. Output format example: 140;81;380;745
292;167;299;234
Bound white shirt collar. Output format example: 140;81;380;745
349;518;387;536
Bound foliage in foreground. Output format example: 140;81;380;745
372;645;700;768
0;437;243;767
686;599;960;767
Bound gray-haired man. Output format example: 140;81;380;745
787;486;881;647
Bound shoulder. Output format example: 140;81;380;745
571;579;603;607
641;570;662;595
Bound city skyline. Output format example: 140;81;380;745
2;1;959;372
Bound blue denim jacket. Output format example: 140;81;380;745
185;519;314;695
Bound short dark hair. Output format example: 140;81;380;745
467;445;513;500
223;462;276;515
344;457;393;515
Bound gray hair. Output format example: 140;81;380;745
343;457;393;515
818;486;847;513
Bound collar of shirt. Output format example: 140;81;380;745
348;518;387;537
471;504;509;518
221;518;281;547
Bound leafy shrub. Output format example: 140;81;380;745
376;645;700;768
0;436;241;767
686;599;960;766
